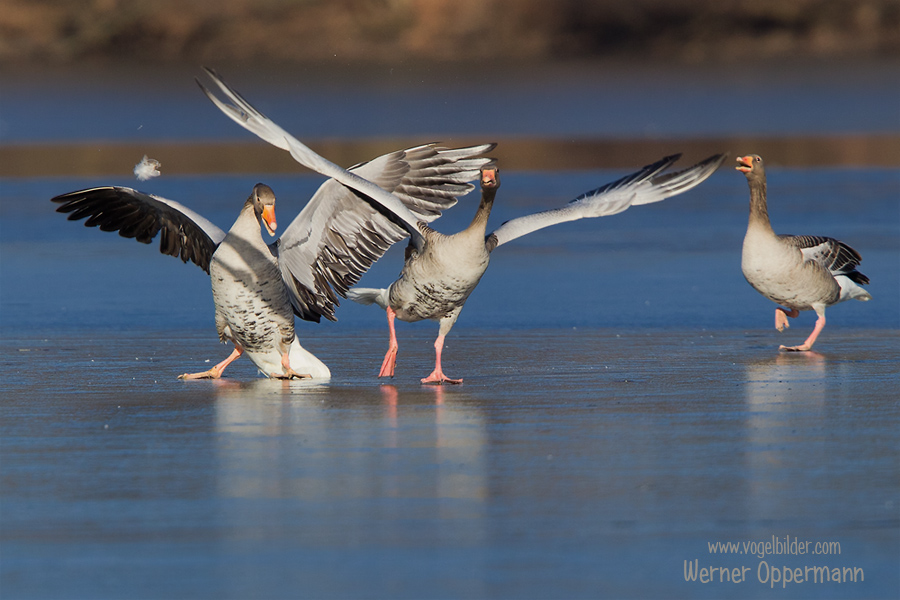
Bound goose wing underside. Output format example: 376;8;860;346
52;186;225;273
277;143;495;322
487;153;726;251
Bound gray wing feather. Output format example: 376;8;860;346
52;186;225;273
487;153;726;251
197;68;434;237
782;234;869;284
277;143;495;322
354;143;495;221
198;68;494;321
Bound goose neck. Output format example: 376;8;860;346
747;178;772;230
467;188;497;233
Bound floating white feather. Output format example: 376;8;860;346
133;155;161;181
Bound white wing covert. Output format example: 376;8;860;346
486;153;726;251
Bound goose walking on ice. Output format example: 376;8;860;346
350;165;501;384
195;70;725;383
52;72;493;379
737;154;871;351
349;153;727;384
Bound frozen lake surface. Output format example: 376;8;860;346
2;328;898;599
1;61;899;598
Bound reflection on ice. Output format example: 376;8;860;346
742;351;827;518
744;351;827;402
212;381;488;508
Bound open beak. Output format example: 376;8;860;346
262;205;277;236
482;167;498;187
735;156;753;173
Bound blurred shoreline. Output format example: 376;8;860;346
2;0;897;67
2;134;899;178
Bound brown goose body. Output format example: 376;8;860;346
389;182;495;326
742;223;842;312
377;167;499;384
737;154;871;351
52;134;493;381
349;153;728;382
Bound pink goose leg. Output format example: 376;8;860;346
775;307;799;331
378;306;399;378
780;314;826;352
272;352;311;379
421;334;462;385
179;346;243;379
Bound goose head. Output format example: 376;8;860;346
736;154;765;182
251;183;278;236
481;165;500;190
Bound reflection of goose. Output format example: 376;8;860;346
350;154;726;383
53;72;493;380
212;379;487;510
743;351;827;516
737;155;871;351
210;375;332;397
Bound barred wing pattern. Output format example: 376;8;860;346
51;187;226;273
197;68;464;238
278;143;495;322
783;235;870;285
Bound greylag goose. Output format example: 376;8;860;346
52;78;493;379
737;154;871;351
349;165;501;384
349;153;727;384
196;70;725;382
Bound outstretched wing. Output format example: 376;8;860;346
52;186;226;273
277;143;495;322
197;68;441;239
782;235;870;285
486;153;727;251
197;68;495;322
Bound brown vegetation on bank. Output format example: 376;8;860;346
1;0;898;66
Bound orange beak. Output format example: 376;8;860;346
735;156;753;173
261;205;277;236
482;167;498;187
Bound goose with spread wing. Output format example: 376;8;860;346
348;152;727;384
737;154;871;351
52;74;493;379
194;70;725;382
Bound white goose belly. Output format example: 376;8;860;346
741;235;838;310
391;247;490;322
209;245;295;356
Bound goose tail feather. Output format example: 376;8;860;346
347;287;390;310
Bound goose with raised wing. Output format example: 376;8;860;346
349;153;727;383
53;74;493;379
195;70;725;383
737;154;871;351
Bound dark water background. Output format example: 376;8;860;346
2;60;899;142
1;61;898;599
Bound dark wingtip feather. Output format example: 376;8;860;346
51;186;218;273
847;271;870;285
